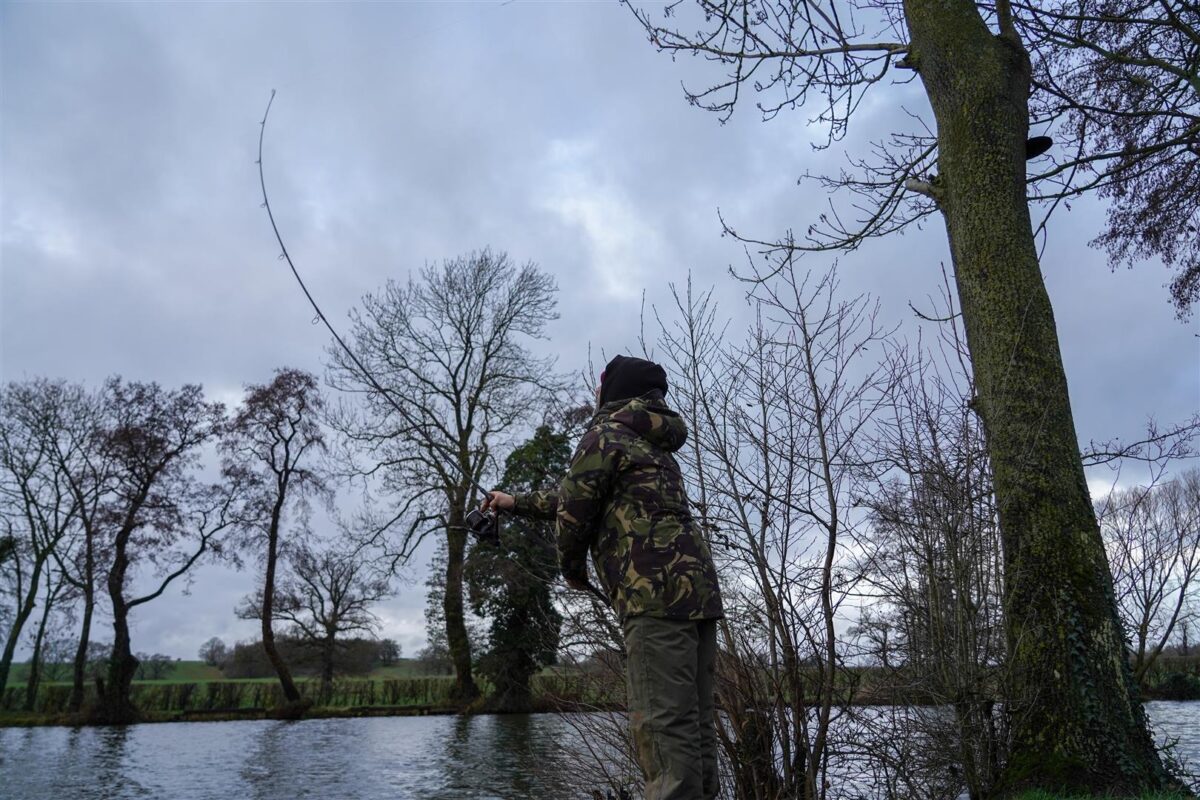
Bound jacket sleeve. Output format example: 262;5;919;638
512;490;559;521
555;426;620;581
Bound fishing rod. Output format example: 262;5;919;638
256;91;612;609
256;90;489;501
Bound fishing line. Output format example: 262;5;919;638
257;89;490;501
256;91;612;609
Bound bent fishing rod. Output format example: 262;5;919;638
256;91;611;608
256;90;488;501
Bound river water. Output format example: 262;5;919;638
4;702;1197;799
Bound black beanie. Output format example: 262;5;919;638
598;355;668;407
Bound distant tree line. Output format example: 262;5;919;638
0;248;570;723
198;635;400;681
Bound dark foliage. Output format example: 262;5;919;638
222;636;385;679
1021;0;1200;317
466;424;570;712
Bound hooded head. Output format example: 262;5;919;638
598;355;668;408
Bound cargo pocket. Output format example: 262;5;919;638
625;617;666;785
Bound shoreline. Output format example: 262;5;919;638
0;700;622;728
5;696;1196;729
0;705;465;728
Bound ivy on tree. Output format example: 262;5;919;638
466;424;570;712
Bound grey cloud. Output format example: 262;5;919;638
3;2;1196;657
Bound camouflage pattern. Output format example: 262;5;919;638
512;391;723;620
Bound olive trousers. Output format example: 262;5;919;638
623;615;719;800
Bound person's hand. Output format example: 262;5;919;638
482;491;514;512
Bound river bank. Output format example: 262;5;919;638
6;656;1197;728
0;703;466;728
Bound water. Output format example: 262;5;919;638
3;703;1197;799
0;714;581;799
1149;701;1200;778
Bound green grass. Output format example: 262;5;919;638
1013;792;1193;800
362;661;441;679
7;658;440;688
157;661;224;681
2;661;622;722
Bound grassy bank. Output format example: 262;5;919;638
5;655;1197;727
0;703;466;728
1013;793;1193;800
1;662;623;725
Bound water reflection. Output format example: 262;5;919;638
95;726;149;798
240;721;292;798
425;714;577;798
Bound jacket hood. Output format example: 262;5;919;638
600;391;688;453
599;355;669;407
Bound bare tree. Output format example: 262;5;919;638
1099;469;1200;683
94;379;241;724
198;636;228;668
22;567;76;711
133;652;173;681
0;380;85;695
858;336;1008;800
846;606;900;671
624;0;1187;788
419;538;487;677
224;368;328;712
39;632;78;683
274;541;392;699
43;382;113;712
327;248;561;703
653;268;894;800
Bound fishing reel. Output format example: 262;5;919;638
464;508;500;542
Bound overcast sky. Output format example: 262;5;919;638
2;1;1196;660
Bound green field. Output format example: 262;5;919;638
6;657;436;686
4;655;1196;727
0;659;621;724
1014;793;1193;800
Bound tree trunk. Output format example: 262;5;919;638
321;633;335;704
903;0;1171;791
262;496;301;704
98;542;139;725
490;607;534;713
444;504;478;704
0;557;43;696
68;543;94;713
23;580;56;712
100;602;140;724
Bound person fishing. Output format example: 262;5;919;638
258;100;723;792
483;354;725;800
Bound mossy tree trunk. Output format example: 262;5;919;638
903;0;1172;791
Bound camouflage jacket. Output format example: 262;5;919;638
513;391;724;621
